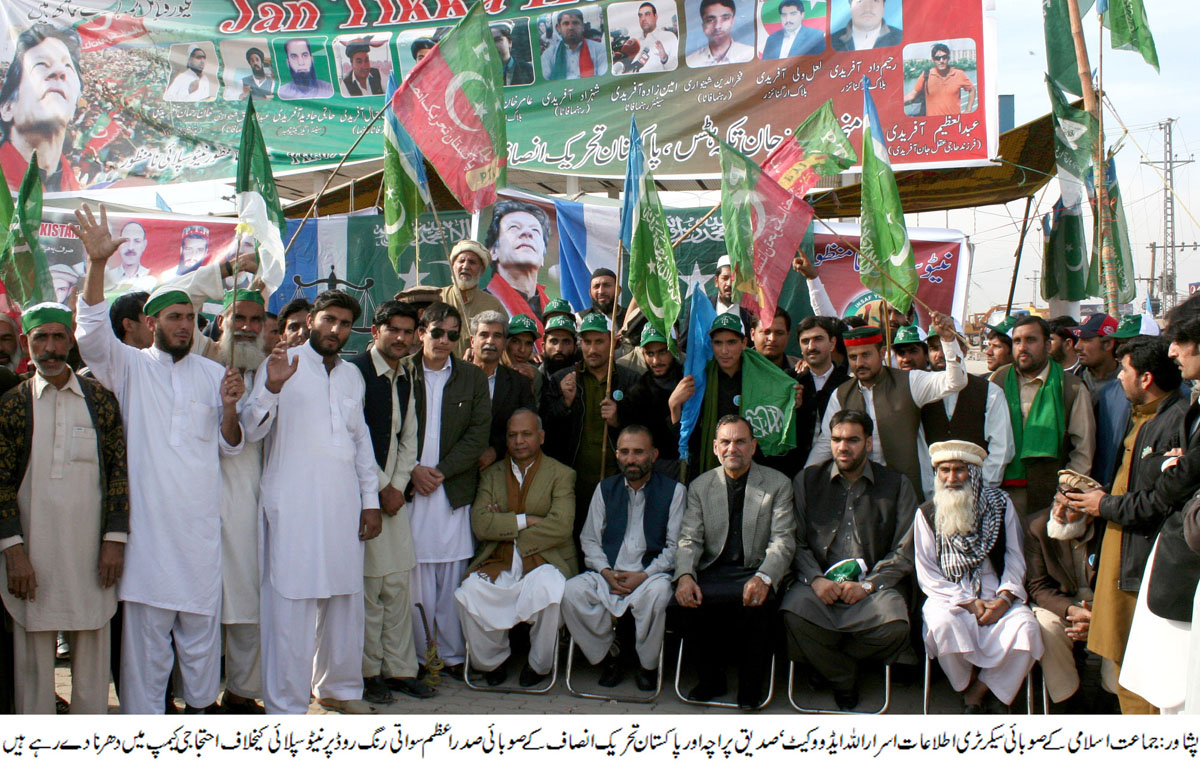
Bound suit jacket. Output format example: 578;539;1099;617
1025;508;1099;619
830;22;903;52
467;455;578;578
762;26;824;59
404;354;491;508
1147;395;1200;621
788;460;915;593
342;68;382;96
674;462;796;587
488;364;536;459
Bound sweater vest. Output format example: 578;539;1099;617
598;471;675;569
920;374;989;450
350;353;411;470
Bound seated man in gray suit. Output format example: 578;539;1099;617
782;409;916;710
674;415;796;708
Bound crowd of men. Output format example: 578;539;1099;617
3;204;1200;716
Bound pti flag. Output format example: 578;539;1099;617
761;100;858;197
383;72;430;270
678;286;716;462
236;99;287;299
0;155;53;309
391;2;505;212
1087;156;1137;304
858;77;918;316
1040;197;1089;302
622;118;681;349
1100;0;1159;72
739;349;797;457
719;138;812;326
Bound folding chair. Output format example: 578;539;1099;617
462;630;559;694
786;661;892;715
922;653;1035;714
564;636;663;703
672;638;775;709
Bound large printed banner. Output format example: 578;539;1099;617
11;198;969;356
0;0;995;191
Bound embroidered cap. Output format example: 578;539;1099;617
578;312;612;335
928;440;987;468
222;288;265;310
544;314;577;335
508;313;540;338
1057;469;1102;492
843;326;883;347
449;239;491;270
19;302;74;333
543;298;573;319
143;286;191;317
1112;313;1160;339
709;312;744;337
640;323;669;347
892;324;926;347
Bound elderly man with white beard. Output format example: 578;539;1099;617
915;440;1042;713
438;240;508;359
1025;470;1104;712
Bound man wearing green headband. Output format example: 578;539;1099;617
0;303;128;714
71;203;246;714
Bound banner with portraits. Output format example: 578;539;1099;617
0;0;995;191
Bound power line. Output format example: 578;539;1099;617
1142;119;1195;310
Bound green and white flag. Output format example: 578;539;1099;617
1086;157;1137;303
0;154;53;309
236;99;287;300
1046;76;1098;208
621;118;681;350
739;349;797;456
383;72;430;271
1101;0;1158;72
859;78;917;316
1041;198;1089;302
1042;0;1095;97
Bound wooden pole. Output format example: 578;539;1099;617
599;241;625;479
1005;196;1035;316
671;205;719;248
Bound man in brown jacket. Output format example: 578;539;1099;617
455;409;576;688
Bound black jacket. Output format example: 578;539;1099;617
795;362;849;465
1096;389;1188;591
1147;394;1200;620
540;361;641;468
621;361;684;460
488;364;535;460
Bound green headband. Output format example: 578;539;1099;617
223;289;265;310
143;289;191;317
20;302;74;333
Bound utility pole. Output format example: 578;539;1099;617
1025;270;1041;308
1142;119;1194;312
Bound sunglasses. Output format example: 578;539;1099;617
427;327;461;342
933;54;949;61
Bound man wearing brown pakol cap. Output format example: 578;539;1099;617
439;240;508;358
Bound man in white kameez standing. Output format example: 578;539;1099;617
242;289;382;715
72;204;245;714
403;302;490;679
915;440;1043;713
562;425;684;691
0;304;128;714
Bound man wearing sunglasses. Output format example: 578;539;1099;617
904;43;976;116
402;302;491;681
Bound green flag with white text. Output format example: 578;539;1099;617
236;99;287;300
1041;197;1089;302
740;349;797;457
1102;0;1158;72
0;155;53;309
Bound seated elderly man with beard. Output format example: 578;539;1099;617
1025;470;1105;713
915;440;1043;713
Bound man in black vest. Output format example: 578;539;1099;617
349;301;434;703
469;310;535;471
782;409;916;710
920;368;1014;489
809;317;966;502
794;316;849;466
562;425;686;690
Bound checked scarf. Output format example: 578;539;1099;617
935;466;1007;598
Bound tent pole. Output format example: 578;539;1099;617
1005;195;1035;317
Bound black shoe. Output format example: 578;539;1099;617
484;664;508;687
736;690;763;710
362;675;394;705
963;702;985;714
635;668;657;692
833;688;860;711
519;664;548;687
184;703;220;714
598;653;624;688
437;664;465;682
387;677;435;699
687;679;727;702
220;693;266;714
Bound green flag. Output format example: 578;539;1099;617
383;72;429;271
739;349;796;456
1040;198;1089;302
236;99;287;299
859;79;918;316
0;176;11;245
1046;76;1098;207
1087;157;1137;303
1102;0;1158;71
0;154;53;309
623;119;681;351
1043;0;1095;96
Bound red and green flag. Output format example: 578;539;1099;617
761;100;857;197
719;138;813;326
390;2;505;213
858;77;917;315
0;155;54;309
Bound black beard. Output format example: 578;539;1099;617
154;327;190;361
289;66;318;89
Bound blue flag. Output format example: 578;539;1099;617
678;286;716;460
618;117;643;251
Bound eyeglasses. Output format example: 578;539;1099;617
427;328;461;342
932;54;949;61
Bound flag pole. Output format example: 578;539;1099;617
599;240;625;480
283;103;390;259
671;205;719;248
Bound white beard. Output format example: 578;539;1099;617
932;476;976;538
453;272;480;291
218;333;267;372
1046;515;1090;541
